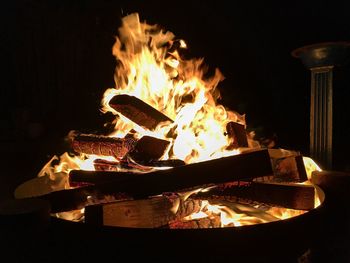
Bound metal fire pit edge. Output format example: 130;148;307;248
48;188;327;262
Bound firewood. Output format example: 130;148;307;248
270;155;308;182
93;159;121;171
255;149;308;183
40;149;273;213
85;196;203;228
70;132;136;159
109;94;173;130
225;122;248;149
194;181;315;210
127;135;170;162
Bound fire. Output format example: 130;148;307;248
34;12;325;227
101;13;247;164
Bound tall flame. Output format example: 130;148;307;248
36;13;324;227
101;13;246;164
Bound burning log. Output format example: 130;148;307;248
270;155;308;182
255;149;308;183
194;181;315;210
127;135;170;162
85;196;203;228
109;94;173;130
71;132;170;162
40;149;273;212
225;122;248;149
70;132;136;159
93;159;121;172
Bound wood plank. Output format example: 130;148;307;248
226;122;248;149
109;94;173;130
41;149;273;213
127;135;170;162
85;196;203;228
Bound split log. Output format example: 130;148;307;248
194;181;315;210
225;122;248;149
70;132;136;159
85;196;202;228
270;155;308;182
109;94;173;130
41;149;273;213
93;159;121;172
127;135;170;162
71;133;170;162
255;149;308;183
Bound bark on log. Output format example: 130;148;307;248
194;181;315;210
71;133;170;163
70;132;136;159
85;196;202;228
109;94;173;130
226;122;248;149
42;149;273;213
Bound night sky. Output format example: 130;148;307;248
1;0;350;180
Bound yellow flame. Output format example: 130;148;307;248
303;156;322;180
101;13;247;164
40;13;325;228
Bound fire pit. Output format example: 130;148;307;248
6;12;329;262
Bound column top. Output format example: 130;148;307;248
291;41;350;69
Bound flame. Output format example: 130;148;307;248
303;156;322;180
35;13;326;228
101;13;247;164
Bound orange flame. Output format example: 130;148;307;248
101;13;248;164
38;13;325;227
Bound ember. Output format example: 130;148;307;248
15;12;323;228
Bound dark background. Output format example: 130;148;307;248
1;0;350;198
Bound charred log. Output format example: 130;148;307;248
70;132;136;159
109;94;173;130
127;136;170;162
226;122;248;149
41;149;273;212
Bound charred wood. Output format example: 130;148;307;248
41;149;273;212
127;136;170;162
109;94;173;130
225;122;248;149
70;132;136;159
